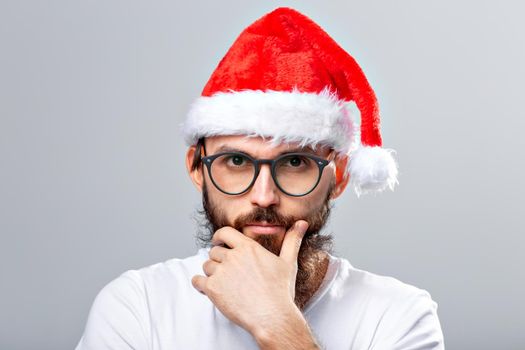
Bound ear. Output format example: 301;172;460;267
330;154;350;200
185;145;204;193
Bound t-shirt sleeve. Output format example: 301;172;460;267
75;270;150;350
369;289;445;350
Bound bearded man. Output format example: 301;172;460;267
76;7;444;350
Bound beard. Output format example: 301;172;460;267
194;179;335;309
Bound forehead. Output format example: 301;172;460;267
204;135;331;157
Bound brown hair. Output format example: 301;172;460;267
190;137;206;172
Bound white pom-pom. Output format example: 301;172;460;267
348;146;399;197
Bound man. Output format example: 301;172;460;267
76;7;444;349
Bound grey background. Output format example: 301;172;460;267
1;1;524;349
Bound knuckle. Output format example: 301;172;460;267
216;226;232;234
210;246;227;261
191;275;202;289
212;229;223;240
212;227;232;244
204;260;216;275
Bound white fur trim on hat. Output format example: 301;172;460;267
181;88;360;154
348;146;399;197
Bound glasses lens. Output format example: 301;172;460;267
209;154;255;194
274;154;321;195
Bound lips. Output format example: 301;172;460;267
244;222;284;235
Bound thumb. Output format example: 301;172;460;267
280;220;309;265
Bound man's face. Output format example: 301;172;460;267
192;135;339;253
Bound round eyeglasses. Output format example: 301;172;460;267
201;151;334;197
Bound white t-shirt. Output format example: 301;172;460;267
76;248;444;349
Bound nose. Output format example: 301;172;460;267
249;164;280;208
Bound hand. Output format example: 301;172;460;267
191;220;309;337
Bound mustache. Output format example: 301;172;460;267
232;206;298;232
197;178;334;248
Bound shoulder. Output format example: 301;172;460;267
97;248;208;300
334;257;436;305
76;249;209;350
75;268;149;349
133;248;209;287
332;257;445;349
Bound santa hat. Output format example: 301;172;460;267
181;7;398;197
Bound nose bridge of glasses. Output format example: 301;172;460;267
253;158;275;183
256;158;274;168
249;158;281;197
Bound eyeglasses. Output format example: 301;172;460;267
201;148;335;197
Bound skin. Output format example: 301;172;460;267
185;135;350;349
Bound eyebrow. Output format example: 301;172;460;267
213;144;319;157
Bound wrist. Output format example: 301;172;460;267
250;301;298;338
252;304;319;350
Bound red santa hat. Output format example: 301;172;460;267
182;7;398;196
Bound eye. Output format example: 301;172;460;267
231;155;245;166
224;154;249;166
280;155;310;168
288;156;303;167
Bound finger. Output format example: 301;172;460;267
191;275;207;295
279;220;309;265
211;227;248;248
209;245;229;262
202;259;219;277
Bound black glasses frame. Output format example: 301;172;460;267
201;151;333;197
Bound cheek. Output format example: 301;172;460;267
225;201;246;222
278;196;318;218
209;189;247;222
291;175;333;212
